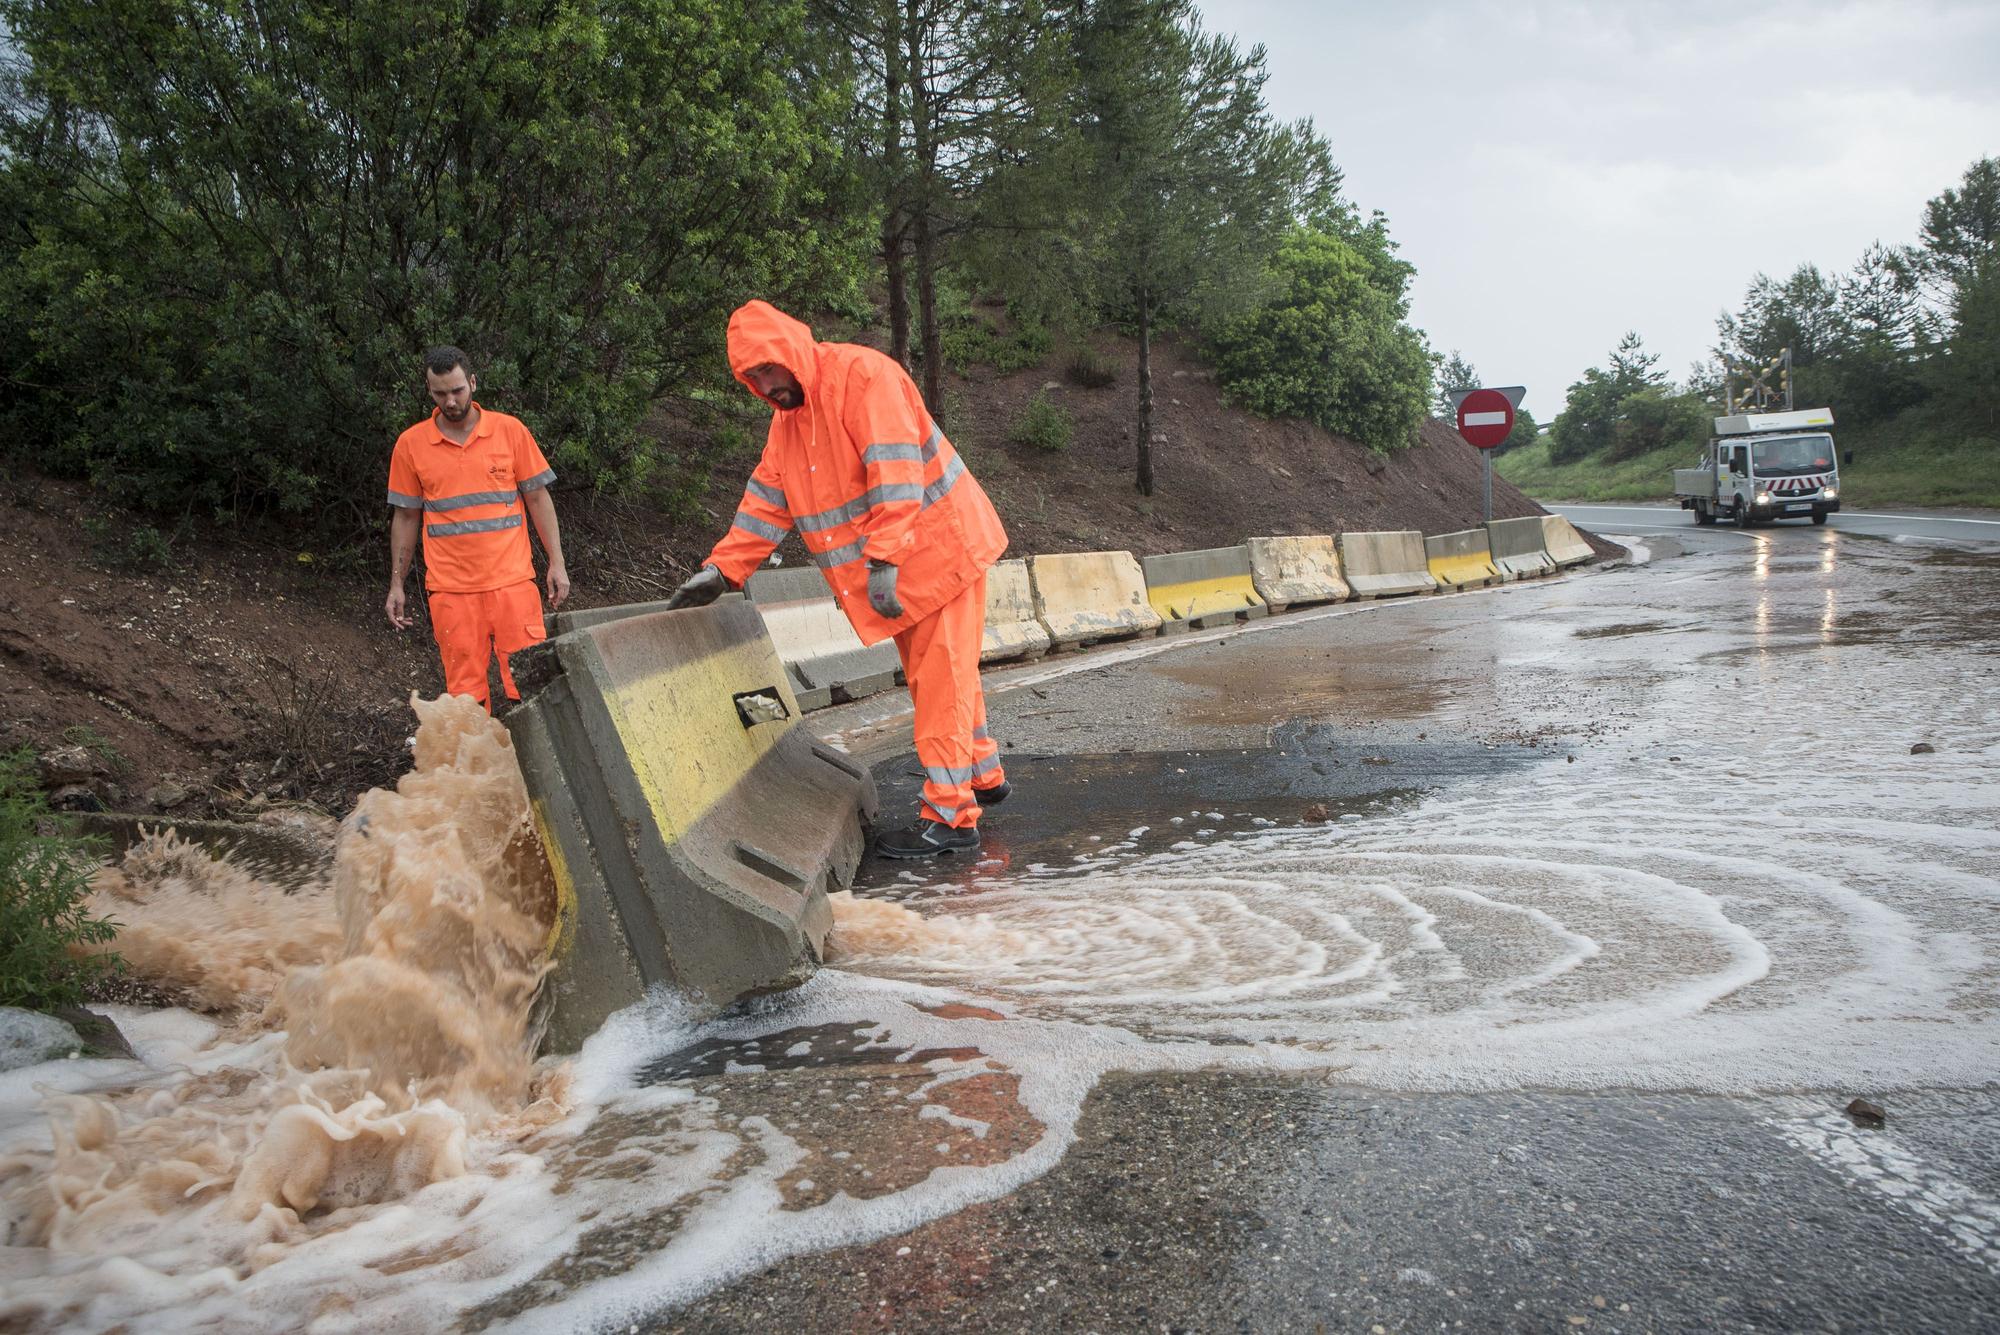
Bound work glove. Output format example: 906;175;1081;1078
664;564;727;610
866;559;903;619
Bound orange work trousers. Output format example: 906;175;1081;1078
892;572;1004;828
428;578;547;711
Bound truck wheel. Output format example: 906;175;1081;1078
1694;501;1715;526
1812;510;1828;525
1734;500;1754;529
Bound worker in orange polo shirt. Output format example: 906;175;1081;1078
384;346;570;712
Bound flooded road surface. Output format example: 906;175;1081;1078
7;525;1998;1332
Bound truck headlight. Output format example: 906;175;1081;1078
1822;487;1837;500
1754;491;1771;505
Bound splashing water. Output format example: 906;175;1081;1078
0;694;566;1329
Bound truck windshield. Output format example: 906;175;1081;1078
1751;434;1835;476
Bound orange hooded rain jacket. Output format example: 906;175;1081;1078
704;302;1008;643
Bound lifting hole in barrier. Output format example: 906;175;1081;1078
731;842;808;895
732;687;791;728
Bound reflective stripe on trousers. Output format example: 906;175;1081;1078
893;572;1003;828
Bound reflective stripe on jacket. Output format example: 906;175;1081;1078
705;301;1008;645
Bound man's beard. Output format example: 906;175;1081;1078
441;402;471;422
768;386;804;410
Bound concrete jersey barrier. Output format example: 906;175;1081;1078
1424;528;1501;591
1336;530;1437;599
747;567;901;711
1140;545;1269;632
1246;535;1350;610
1028;551;1163;649
981;559;1051;663
1541;514;1595;566
1485;516;1557;579
549;592;742;636
504;599;877;1051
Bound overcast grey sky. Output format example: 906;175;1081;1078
1197;0;2000;419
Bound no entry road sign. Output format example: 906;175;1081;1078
1455;388;1515;449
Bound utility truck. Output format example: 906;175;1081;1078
1671;407;1841;527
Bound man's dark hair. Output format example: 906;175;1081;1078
423;346;473;379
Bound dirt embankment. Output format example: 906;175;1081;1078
1;329;1608;821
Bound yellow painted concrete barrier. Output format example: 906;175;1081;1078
1246;535;1350;611
747;567;901;712
1335;530;1438;599
1541;514;1595;567
1141;546;1268;633
1424;528;1501;591
981;559;1051;664
1027;551;1163;650
1484;517;1557;580
505;599;877;1050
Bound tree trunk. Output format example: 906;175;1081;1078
905;0;943;417
883;213;910;369
914;209;943;418
881;1;910;367
1136;285;1154;496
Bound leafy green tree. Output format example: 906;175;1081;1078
1548;332;1676;463
0;0;864;530
1207;223;1432;451
1434;349;1480;419
1073;0;1333;494
1494;405;1538;456
1894;155;2000;330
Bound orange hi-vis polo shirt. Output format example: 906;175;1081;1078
387;404;556;594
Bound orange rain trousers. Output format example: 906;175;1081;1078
895;572;1004;828
428;578;546;711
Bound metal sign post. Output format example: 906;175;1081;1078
1449;386;1526;525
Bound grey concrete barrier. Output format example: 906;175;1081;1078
1028;551;1164;649
549;592;742;636
1246;535;1350;611
1424;528;1502;591
1141;546;1269;633
505;600;877;1051
1335;531;1438;599
981;559;1051;664
1541;514;1595;566
1485;517;1557;580
747;567;901;711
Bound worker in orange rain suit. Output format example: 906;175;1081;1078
385;346;569;712
665;301;1010;859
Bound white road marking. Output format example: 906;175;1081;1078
1772;1111;2000;1276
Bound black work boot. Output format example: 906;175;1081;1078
973;779;1012;807
875;820;981;859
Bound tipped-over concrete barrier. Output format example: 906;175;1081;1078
747;567;901;711
1485;517;1557;580
1425;528;1501;591
1541;514;1595;567
981;559;1051;664
1028;551;1163;649
505;600;877;1051
549;593;743;636
1246;535;1350;611
1336;531;1438;599
1141;546;1268;633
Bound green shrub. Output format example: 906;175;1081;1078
1009;393;1073;452
1206;226;1433;452
1064;349;1117;389
0;751;121;1011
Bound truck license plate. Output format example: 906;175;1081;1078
1784;503;1810;512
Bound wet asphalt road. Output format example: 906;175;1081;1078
649;519;2000;1335
1550;501;2000;545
